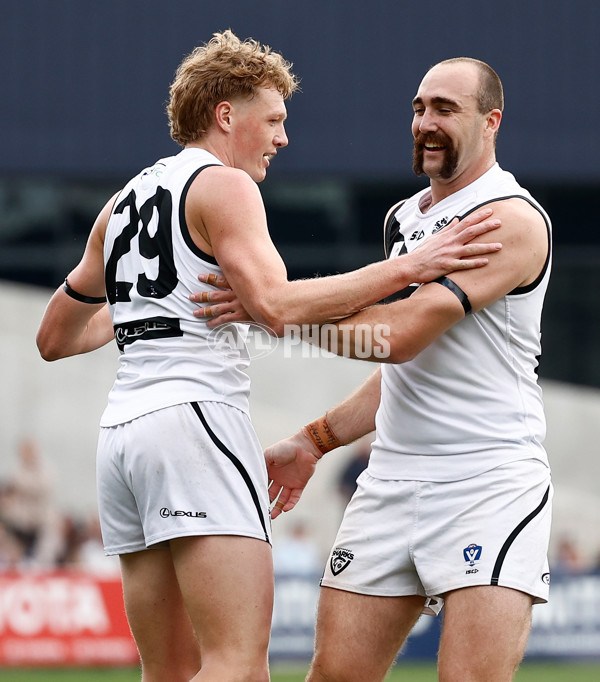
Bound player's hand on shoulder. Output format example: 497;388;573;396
435;198;549;313
409;207;502;283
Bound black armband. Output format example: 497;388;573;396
63;278;107;304
433;276;472;315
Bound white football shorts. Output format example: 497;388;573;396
321;458;552;615
96;401;271;555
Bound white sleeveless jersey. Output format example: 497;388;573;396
369;164;552;481
100;148;251;426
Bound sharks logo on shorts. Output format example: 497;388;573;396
463;543;482;566
330;547;354;576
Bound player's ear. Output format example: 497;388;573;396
485;109;502;139
214;101;233;132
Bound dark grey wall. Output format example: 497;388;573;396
3;1;599;388
3;0;597;181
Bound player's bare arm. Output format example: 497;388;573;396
37;195;117;361
267;368;382;517
316;198;548;364
187;167;503;333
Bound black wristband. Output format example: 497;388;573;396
63;278;107;304
433;276;472;315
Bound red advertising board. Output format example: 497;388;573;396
0;571;139;667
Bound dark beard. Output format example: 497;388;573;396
412;132;459;179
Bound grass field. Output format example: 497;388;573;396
0;662;599;681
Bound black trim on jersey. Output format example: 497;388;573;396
190;402;270;543
458;195;552;295
113;316;183;351
490;484;550;587
179;164;221;265
433;276;472;314
383;199;408;258
379;200;412;304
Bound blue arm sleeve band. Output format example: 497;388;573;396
433;276;472;315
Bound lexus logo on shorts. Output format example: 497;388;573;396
330;547;354;576
160;507;207;518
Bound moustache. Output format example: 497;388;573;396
413;131;452;149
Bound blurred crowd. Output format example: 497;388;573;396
0;438;118;574
552;535;600;576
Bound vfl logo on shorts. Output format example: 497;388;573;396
330;547;354;576
160;507;207;519
463;543;482;567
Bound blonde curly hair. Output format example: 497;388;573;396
167;29;299;146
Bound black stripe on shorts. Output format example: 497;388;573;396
490;485;550;586
190;402;270;543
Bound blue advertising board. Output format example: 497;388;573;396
270;572;600;661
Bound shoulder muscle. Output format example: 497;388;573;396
429;197;549;313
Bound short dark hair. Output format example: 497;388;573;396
433;57;504;113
